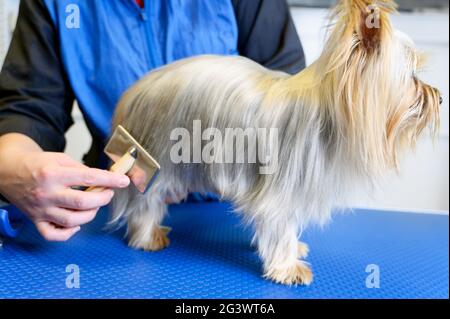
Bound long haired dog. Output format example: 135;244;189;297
110;0;441;285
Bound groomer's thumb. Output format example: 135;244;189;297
36;221;81;242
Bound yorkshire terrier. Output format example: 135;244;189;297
110;0;441;285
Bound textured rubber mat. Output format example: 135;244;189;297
0;202;448;299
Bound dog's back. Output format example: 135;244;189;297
113;55;287;198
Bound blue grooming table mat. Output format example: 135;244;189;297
0;202;448;299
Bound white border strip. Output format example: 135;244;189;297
353;206;449;216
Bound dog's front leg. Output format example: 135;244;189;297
126;194;170;252
254;217;312;286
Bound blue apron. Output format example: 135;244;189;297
43;0;238;143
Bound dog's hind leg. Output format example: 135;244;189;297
254;216;312;286
126;191;170;252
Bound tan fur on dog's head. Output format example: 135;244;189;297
310;0;441;175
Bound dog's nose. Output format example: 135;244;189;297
439;96;444;105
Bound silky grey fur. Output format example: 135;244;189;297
109;55;361;276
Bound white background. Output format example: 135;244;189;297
290;8;449;213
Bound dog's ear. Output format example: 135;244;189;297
343;0;397;51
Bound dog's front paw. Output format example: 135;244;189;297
265;261;313;286
129;226;171;252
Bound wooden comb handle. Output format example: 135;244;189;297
85;149;136;193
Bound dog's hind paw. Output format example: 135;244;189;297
129;225;171;252
146;226;171;251
265;261;313;286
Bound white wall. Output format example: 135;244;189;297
292;8;449;213
65;104;92;162
0;0;20;67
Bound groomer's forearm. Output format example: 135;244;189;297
0;133;43;203
0;133;43;197
0;133;43;157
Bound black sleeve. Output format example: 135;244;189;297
232;0;306;74
0;0;74;152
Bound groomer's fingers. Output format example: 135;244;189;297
36;221;81;242
55;167;130;188
46;207;99;228
52;188;115;211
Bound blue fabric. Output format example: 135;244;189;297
186;192;220;203
43;0;238;142
0;203;448;298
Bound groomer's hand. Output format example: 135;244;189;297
0;133;130;241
